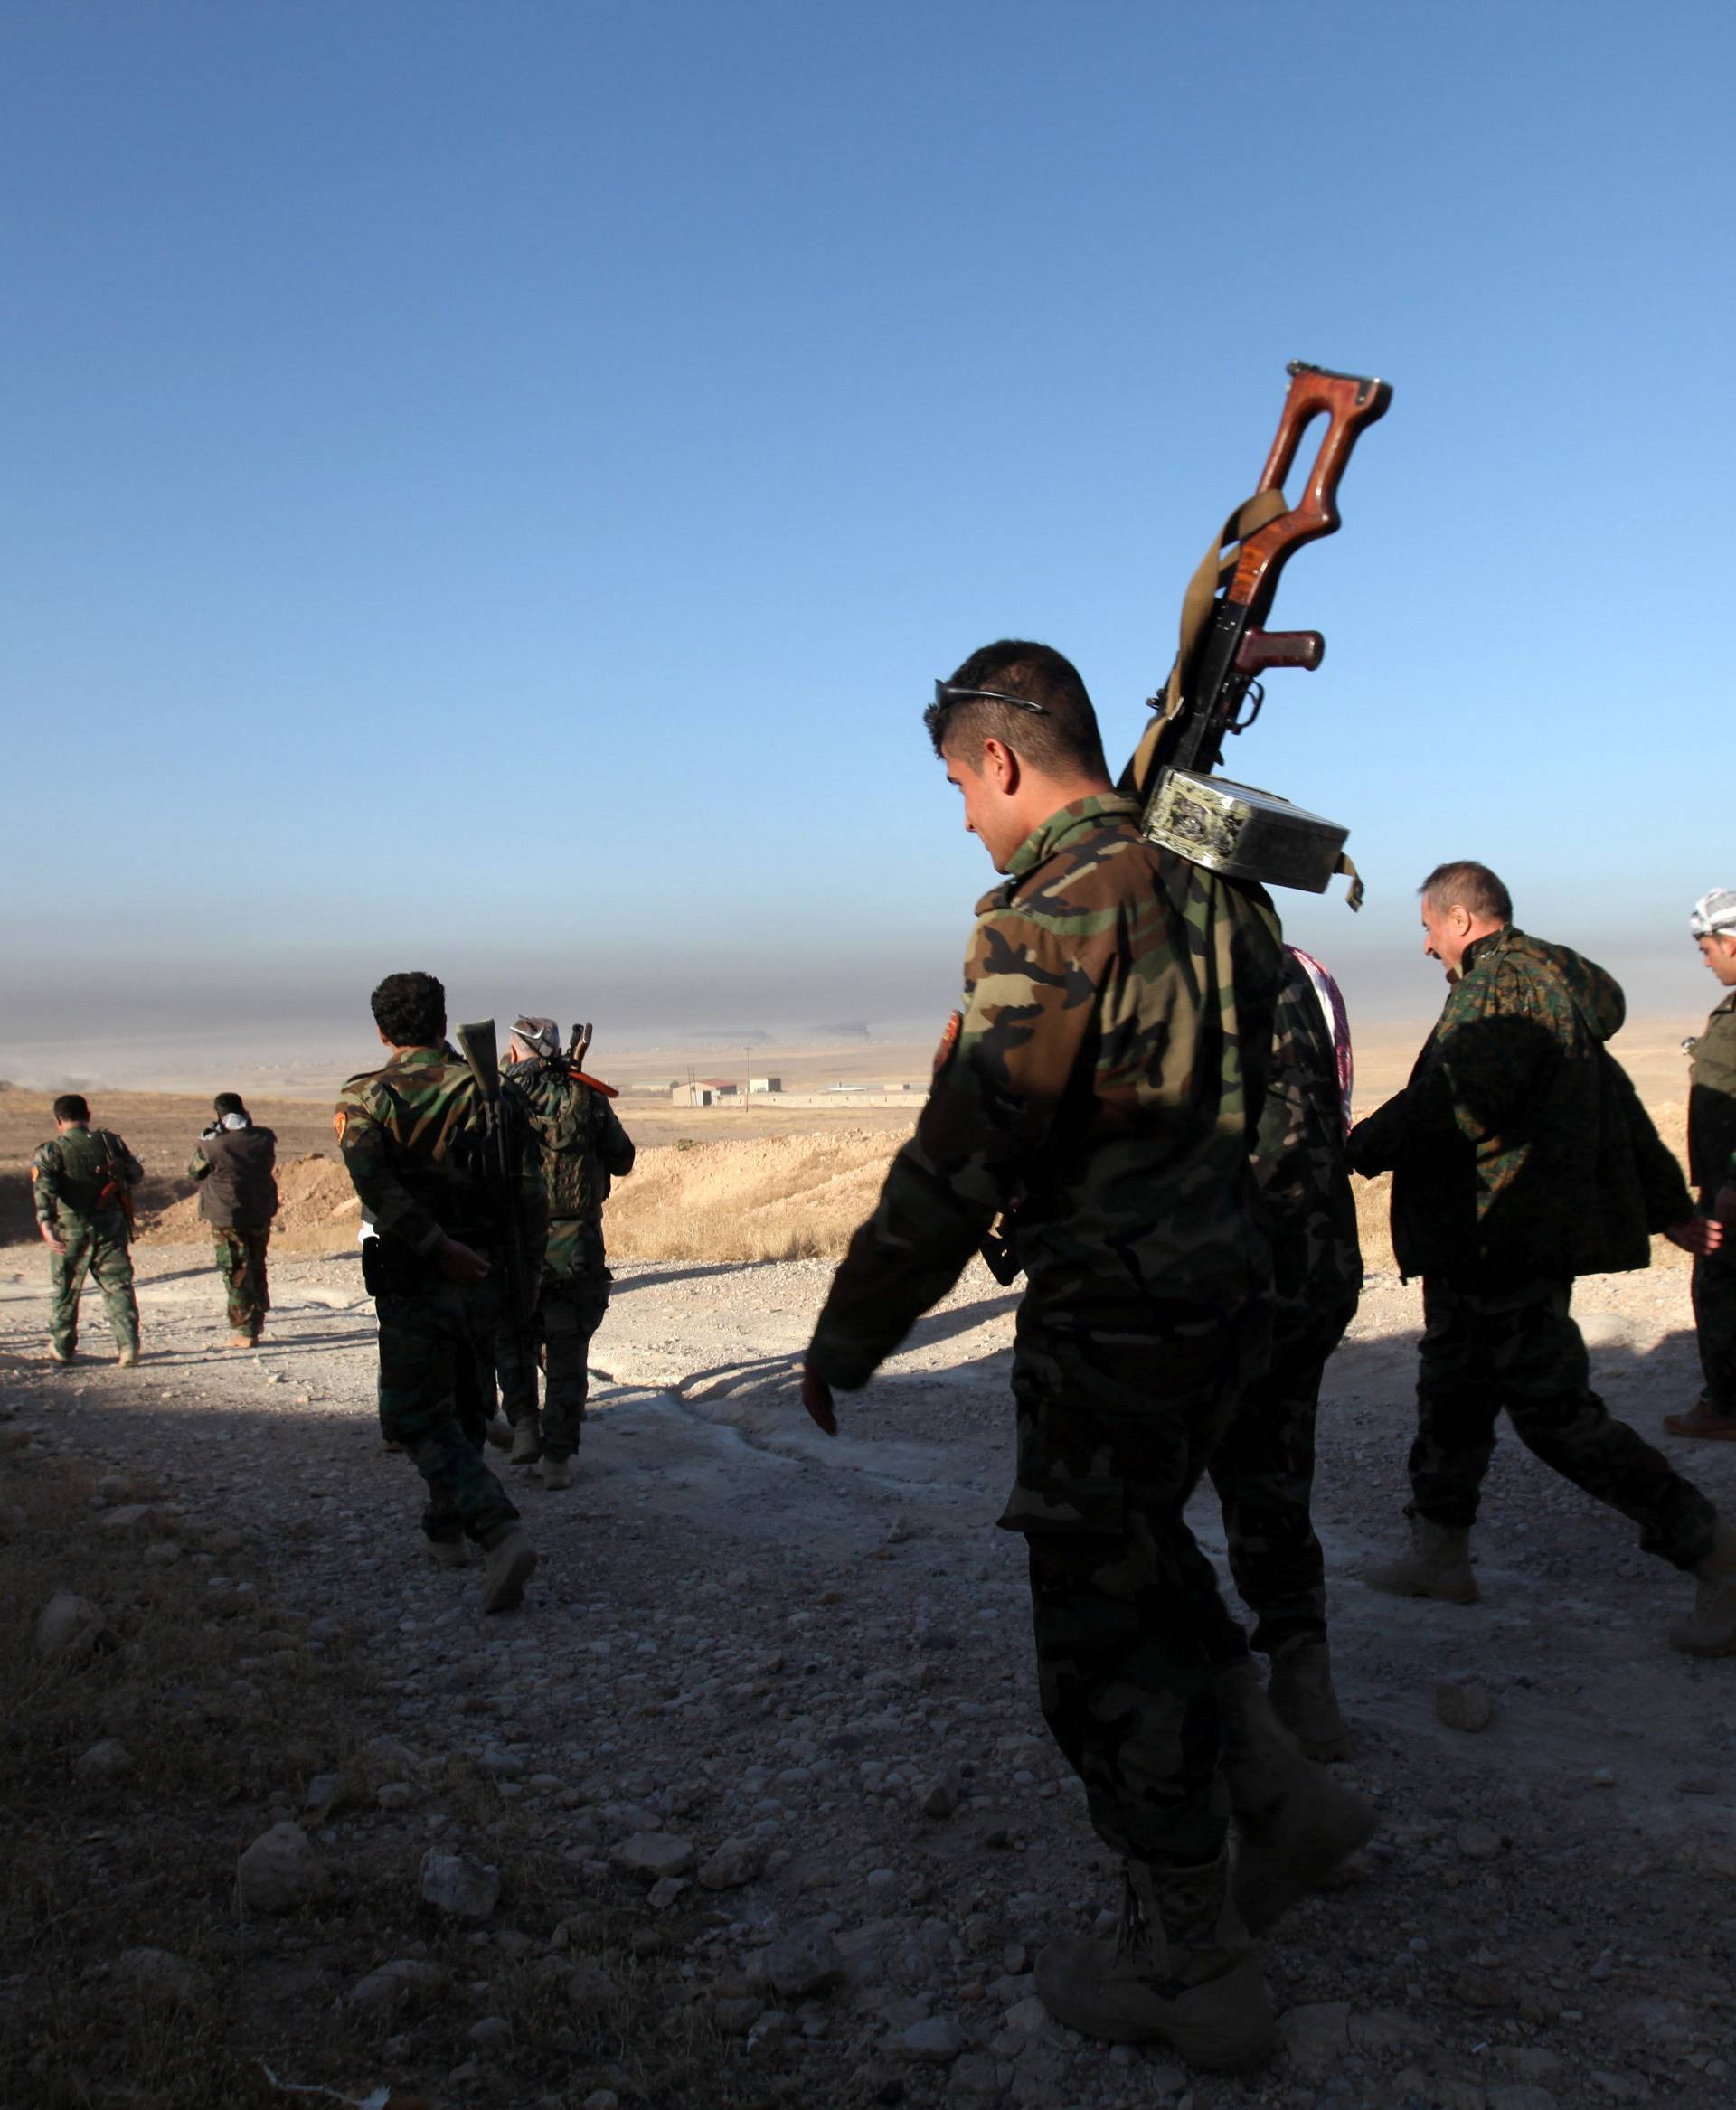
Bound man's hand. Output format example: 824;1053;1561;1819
38;1221;66;1257
801;1364;837;1437
1665;1216;1723;1258
436;1236;491;1284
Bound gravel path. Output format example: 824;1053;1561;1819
3;1242;1733;2109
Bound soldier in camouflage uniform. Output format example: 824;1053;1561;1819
33;1093;144;1366
495;1016;635;1488
1209;947;1363;1761
802;644;1368;2070
1349;861;1736;1655
335;972;542;1614
1664;889;1736;1442
188;1092;278;1345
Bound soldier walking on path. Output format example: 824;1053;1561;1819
1209;945;1363;1761
1348;860;1736;1655
32;1093;144;1367
188;1092;278;1347
1664;889;1736;1444
801;644;1370;2071
335;972;542;1615
495;1016;636;1489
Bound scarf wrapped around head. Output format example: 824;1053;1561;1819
1690;890;1736;939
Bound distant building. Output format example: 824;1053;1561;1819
698;1078;739;1097
748;1077;783;1094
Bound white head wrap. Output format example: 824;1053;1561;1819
511;1015;561;1060
1690;890;1736;939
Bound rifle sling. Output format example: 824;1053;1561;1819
1127;487;1289;797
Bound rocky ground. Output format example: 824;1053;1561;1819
2;1241;1734;2110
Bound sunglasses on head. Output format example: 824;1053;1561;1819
931;679;1049;717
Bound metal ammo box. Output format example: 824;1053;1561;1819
1142;768;1349;895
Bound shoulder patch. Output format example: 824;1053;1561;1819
933;1009;963;1075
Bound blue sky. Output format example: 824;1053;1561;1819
3;0;1731;1063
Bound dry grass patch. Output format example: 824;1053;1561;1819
0;1445;797;2109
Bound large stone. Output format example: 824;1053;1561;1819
697;1834;768;1890
347;1957;450;2011
1280;2000;1351;2082
920;1766;962;1820
100;1503;162;1534
36;1590;105;1664
762;1921;844;2001
113;1946;212;2010
419;1849;500;1920
237;1823;322;1914
610;1832;694;1880
75;1738;135;1784
901;2016;967;2063
1456;1820;1504;1862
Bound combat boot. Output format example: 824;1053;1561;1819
47;1343;73;1366
511;1413;543;1466
228;1331;255;1350
116;1344;140;1369
1214;1659;1375;1933
1363;1515;1477;1603
479;1526;538;1614
1669;1519;1736;1655
1268;1637;1351;1762
1035;1852;1272;2068
542;1455;572;1490
429;1536;473;1569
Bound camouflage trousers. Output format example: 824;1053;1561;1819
48;1213;138;1358
1691;1207;1736;1411
1004;1301;1271;1870
1209;1297;1357;1659
373;1276;520;1548
212;1227;270;1337
1410;1275;1716;1571
496;1269;610;1460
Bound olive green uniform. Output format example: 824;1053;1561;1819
334;1047;543;1550
32;1126;144;1360
808;796;1280;1872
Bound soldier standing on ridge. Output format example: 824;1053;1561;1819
801;644;1370;2071
334;972;541;1614
188;1092;278;1346
1209;945;1363;1762
1348;860;1736;1655
1665;889;1736;1444
33;1093;145;1367
495;1016;636;1490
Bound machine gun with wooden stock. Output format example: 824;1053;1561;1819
1122;358;1392;906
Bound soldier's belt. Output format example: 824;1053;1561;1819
1142;768;1362;906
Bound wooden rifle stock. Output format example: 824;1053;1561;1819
1127;359;1391;798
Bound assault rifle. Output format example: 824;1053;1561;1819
1123;359;1392;905
455;1020;539;1378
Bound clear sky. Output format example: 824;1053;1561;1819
3;1;1731;1077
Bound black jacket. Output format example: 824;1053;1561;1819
188;1125;278;1230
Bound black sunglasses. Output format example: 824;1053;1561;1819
931;679;1049;717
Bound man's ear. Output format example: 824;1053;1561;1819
981;736;1020;793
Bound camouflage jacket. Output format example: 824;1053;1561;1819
1688;992;1736;1194
807;796;1281;1391
1259;948;1362;1318
1348;926;1690;1284
32;1126;143;1230
334;1045;543;1266
505;1056;636;1279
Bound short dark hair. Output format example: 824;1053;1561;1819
1420;860;1513;924
213;1091;247;1118
370;972;447;1047
924;640;1109;781
52;1093;90;1125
